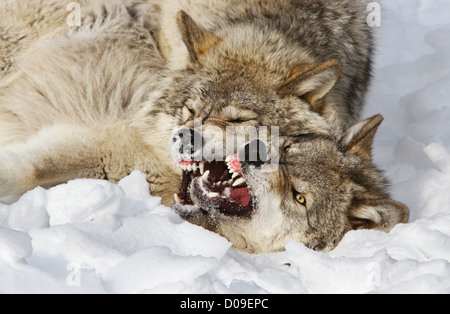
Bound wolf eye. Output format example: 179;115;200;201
229;117;253;124
294;192;307;206
284;145;291;153
229;118;246;123
186;106;195;115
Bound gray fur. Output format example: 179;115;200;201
0;0;407;253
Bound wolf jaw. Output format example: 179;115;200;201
173;154;254;216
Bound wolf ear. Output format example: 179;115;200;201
341;114;384;161
348;197;409;232
278;60;341;113
176;10;222;65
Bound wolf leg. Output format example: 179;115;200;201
0;124;109;198
0;122;182;205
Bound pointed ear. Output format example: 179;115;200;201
348;197;409;232
341;114;384;161
176;10;222;65
278;60;341;113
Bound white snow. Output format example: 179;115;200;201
1;0;450;293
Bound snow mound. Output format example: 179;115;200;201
1;0;450;293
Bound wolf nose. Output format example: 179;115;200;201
173;128;203;156
241;139;269;168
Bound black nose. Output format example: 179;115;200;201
240;139;269;168
173;128;203;156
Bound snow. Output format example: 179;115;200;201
1;0;450;293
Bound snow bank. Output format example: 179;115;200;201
1;0;450;293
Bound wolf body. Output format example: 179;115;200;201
0;0;407;252
0;0;182;204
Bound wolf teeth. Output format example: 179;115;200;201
177;162;200;172
174;193;181;205
199;161;205;175
201;170;210;182
232;177;246;187
177;163;189;171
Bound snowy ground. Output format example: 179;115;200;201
1;0;450;294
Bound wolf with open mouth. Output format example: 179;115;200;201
171;115;409;253
0;0;408;253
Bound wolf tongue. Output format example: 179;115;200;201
230;187;251;207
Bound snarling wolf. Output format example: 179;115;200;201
173;115;409;253
0;0;407;252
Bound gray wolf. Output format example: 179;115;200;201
173;115;409;253
0;0;407;252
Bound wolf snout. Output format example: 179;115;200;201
170;127;203;161
239;139;270;168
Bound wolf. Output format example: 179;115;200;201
0;0;374;199
0;0;407;252
173;115;409;253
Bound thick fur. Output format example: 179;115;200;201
158;0;374;133
177;116;409;253
0;0;182;204
0;0;406;253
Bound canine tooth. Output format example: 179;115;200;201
227;179;234;185
199;162;205;175
174;194;181;205
232;177;246;187
232;172;239;179
208;192;219;198
201;170;210;182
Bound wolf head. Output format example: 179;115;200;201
158;10;347;140
173;115;409;253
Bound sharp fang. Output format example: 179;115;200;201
199;161;205;175
232;172;239;179
201;170;210;182
227;179;234;185
233;177;246;187
174;194;181;205
208;192;219;198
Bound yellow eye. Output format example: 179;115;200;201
295;193;306;206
